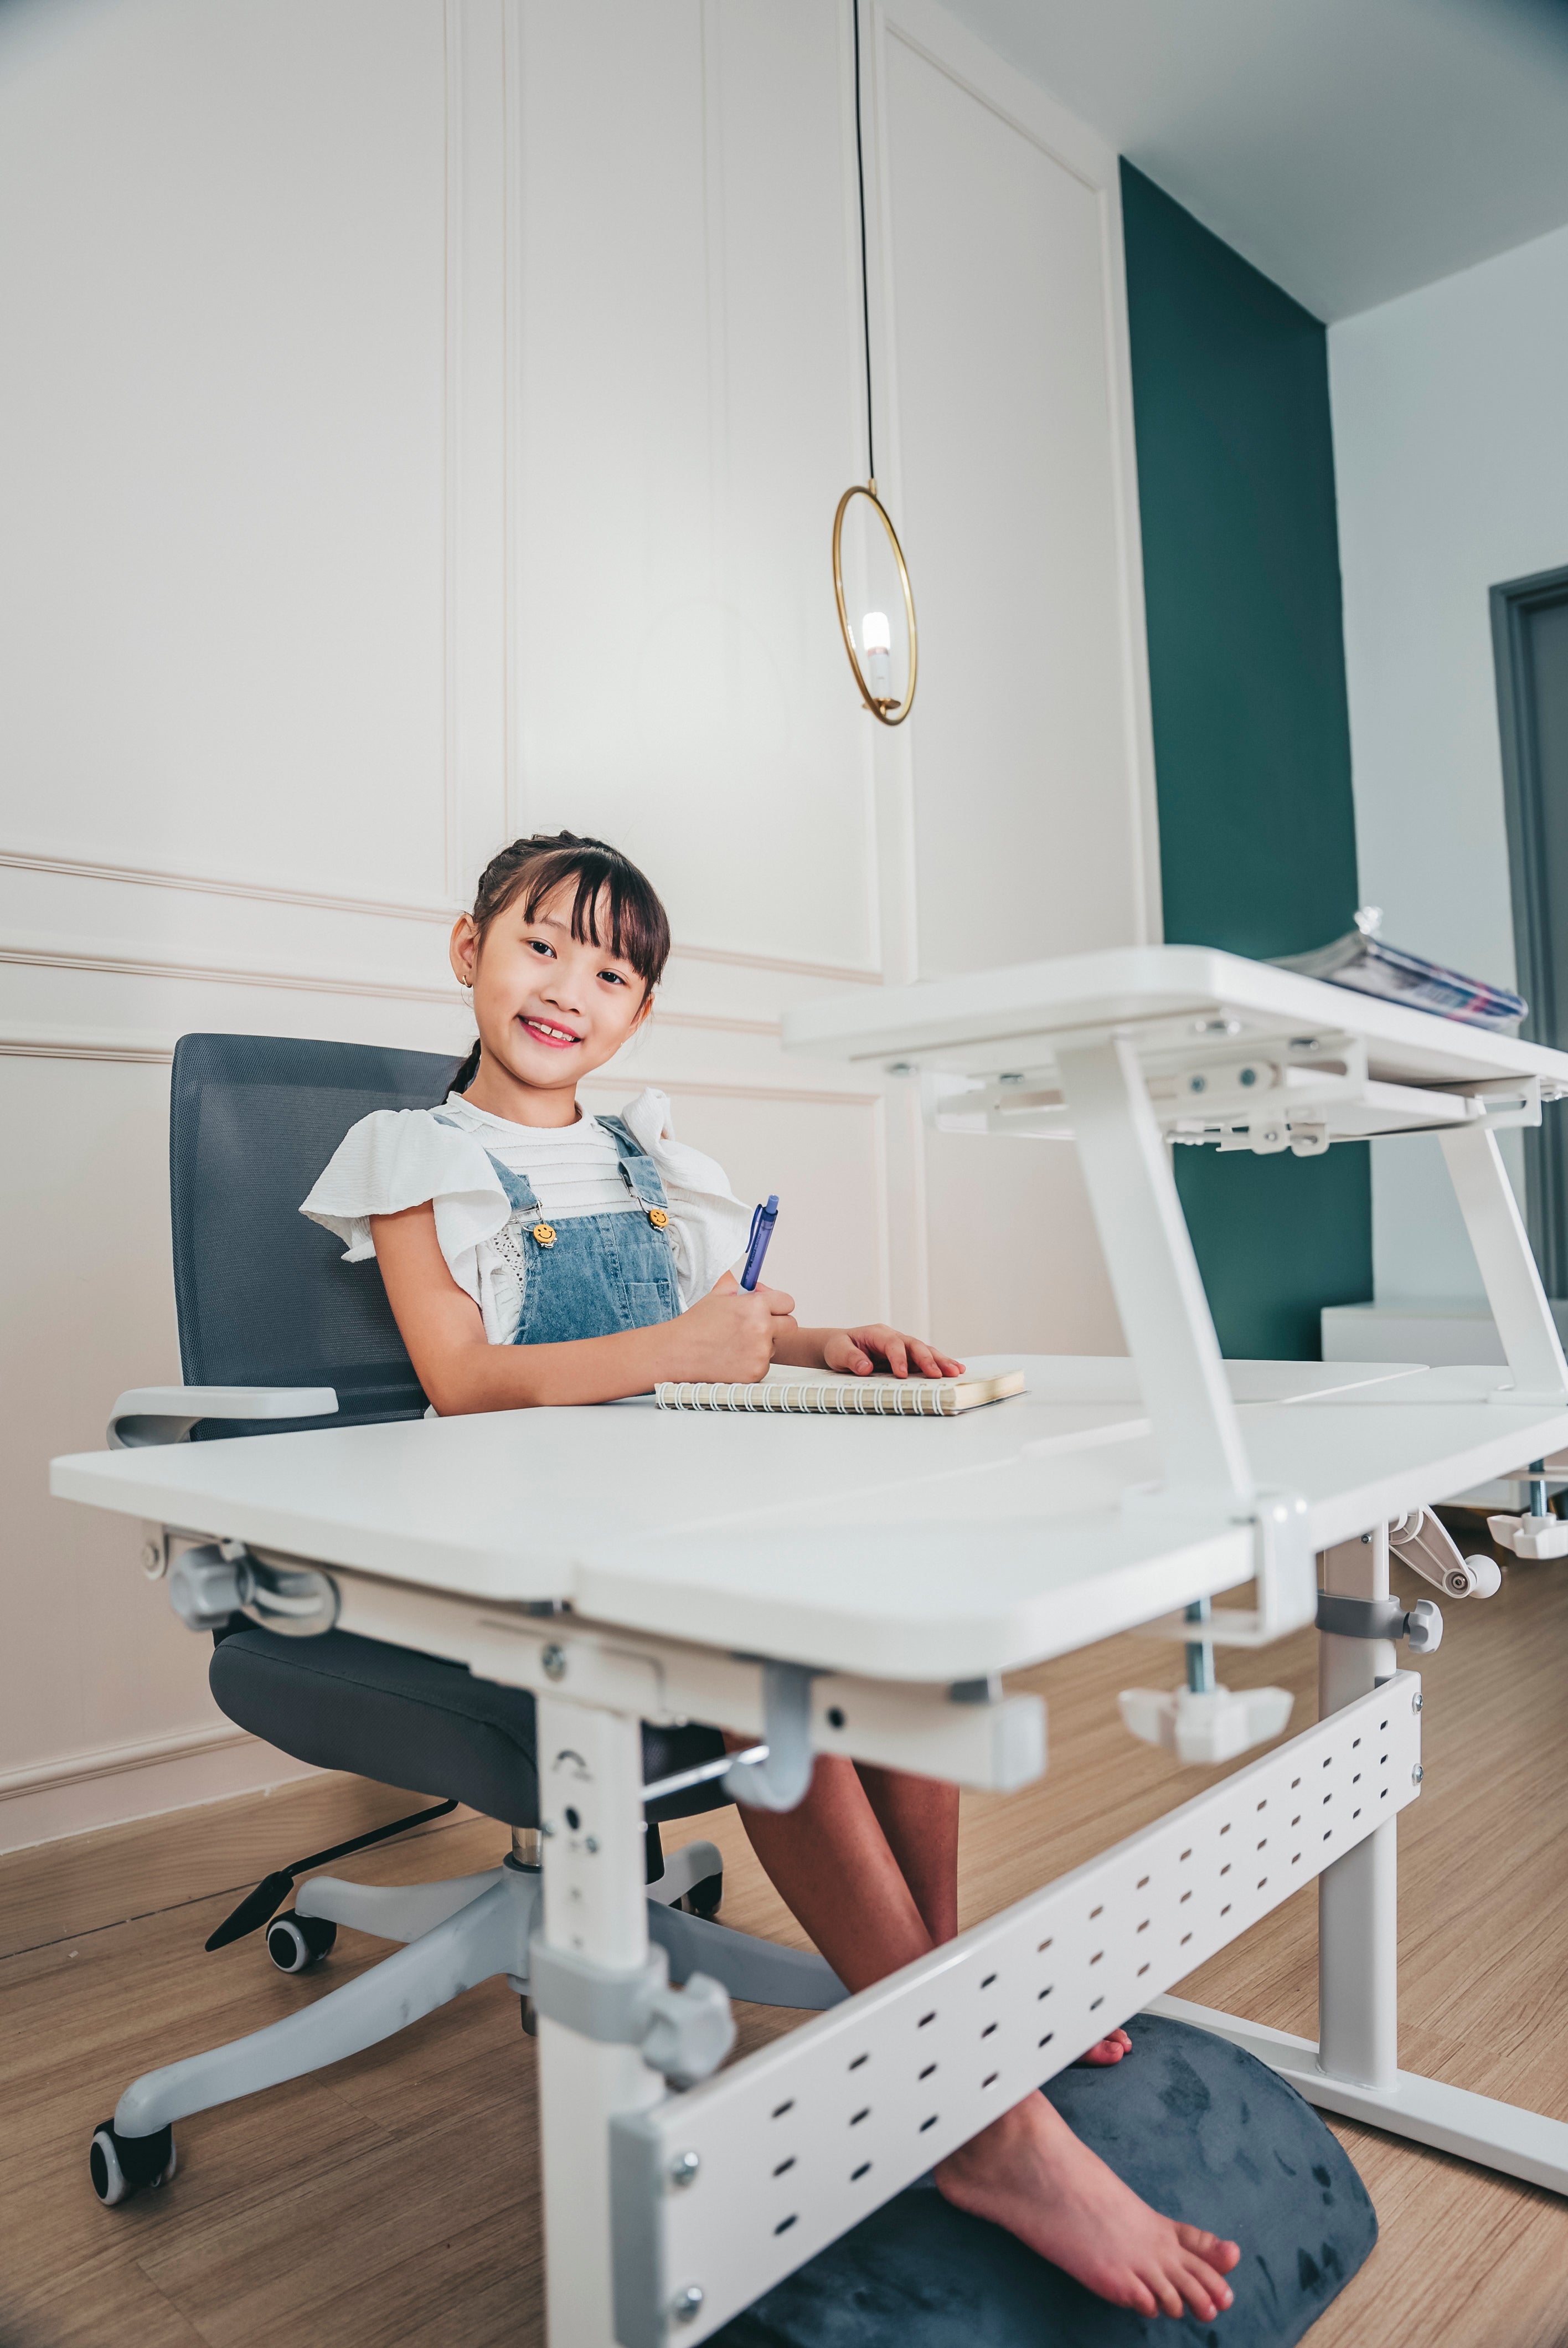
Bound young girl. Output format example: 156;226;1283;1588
302;831;1240;2326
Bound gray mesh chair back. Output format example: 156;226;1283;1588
169;1033;462;1436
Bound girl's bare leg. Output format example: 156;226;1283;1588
854;1762;1127;2064
853;1763;959;1943
728;1753;1239;2321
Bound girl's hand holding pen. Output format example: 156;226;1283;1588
668;1270;797;1382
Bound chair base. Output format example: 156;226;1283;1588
107;1852;844;2160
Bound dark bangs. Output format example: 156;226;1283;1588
474;832;671;990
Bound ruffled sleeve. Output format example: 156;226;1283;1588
300;1109;518;1338
619;1088;754;1306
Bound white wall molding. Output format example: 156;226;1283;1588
0;1726;320;1858
0;927;874;1016
0;1721;254;1806
0;1023;881;1108
0;931;463;1006
582;1073;881;1110
667;941;880;986
445;0;513;898
0;1025;176;1064
0;845;885;985
0;842;461;925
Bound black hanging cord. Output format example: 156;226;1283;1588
204;1796;458;1951
852;0;875;485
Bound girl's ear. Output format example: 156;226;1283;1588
632;985;656;1033
450;914;479;990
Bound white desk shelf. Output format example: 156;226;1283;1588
782;943;1568;1129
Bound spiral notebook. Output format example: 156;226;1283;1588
654;1369;1025;1416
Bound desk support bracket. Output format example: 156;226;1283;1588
1440;1121;1568;1404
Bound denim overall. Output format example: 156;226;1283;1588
435;1111;679;1343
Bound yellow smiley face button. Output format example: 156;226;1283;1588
648;1207;669;1229
531;1223;556;1248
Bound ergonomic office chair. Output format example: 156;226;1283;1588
89;1033;842;2206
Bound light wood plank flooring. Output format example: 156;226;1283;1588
4;1537;1568;2346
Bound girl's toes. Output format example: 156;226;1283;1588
1182;2256;1233;2314
1179;2223;1240;2271
1180;2260;1228;2312
1152;2275;1185;2320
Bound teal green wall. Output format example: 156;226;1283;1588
1120;163;1371;1359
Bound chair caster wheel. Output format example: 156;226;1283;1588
89;2119;177;2206
520;1996;538;2036
266;1912;338;1974
680;1871;723;1920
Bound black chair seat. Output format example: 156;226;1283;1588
212;1627;732;1827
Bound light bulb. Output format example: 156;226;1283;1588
862;609;891;702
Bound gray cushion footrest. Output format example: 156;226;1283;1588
714;2014;1375;2346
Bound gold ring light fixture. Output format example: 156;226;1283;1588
833;0;917;727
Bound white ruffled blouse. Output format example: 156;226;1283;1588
300;1087;752;1345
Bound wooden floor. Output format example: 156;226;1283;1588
6;1535;1568;2346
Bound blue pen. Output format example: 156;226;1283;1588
740;1194;780;1291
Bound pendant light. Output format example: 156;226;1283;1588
832;0;918;727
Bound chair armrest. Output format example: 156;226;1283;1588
107;1386;339;1449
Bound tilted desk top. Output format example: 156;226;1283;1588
50;1356;1568;1683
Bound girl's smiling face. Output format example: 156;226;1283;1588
450;879;651;1121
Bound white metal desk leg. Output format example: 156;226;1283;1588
1159;1524;1568;2192
1318;1529;1400;2089
536;1695;662;2348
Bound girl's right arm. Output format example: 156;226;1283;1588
371;1201;796;1413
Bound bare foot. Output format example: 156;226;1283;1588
935;2092;1241;2320
1076;2027;1132;2066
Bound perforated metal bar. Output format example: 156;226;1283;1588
610;1672;1423;2347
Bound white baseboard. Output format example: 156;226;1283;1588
0;1724;321;1855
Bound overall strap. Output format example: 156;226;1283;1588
595;1113;669;1211
431;1113;541;1214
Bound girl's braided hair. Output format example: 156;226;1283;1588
450;832;670;1094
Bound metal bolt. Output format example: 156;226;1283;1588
885;1061;912;1076
1360;1532;1373;1544
1239;1066;1257;1087
541;1644;568;1681
1411;1763;1425;1785
139;1539;166;1579
1188;1074;1207;1094
584;1835;599;1855
1413;1692;1423;1712
672;2285;705;2324
999;1071;1025;1084
669;2150;702;2190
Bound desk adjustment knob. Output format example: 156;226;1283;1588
1314;1592;1443;1653
167;1543;339;1638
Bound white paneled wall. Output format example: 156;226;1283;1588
0;0;1151;1848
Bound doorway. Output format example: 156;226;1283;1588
1494;562;1568;1294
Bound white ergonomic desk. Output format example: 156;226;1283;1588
50;946;1568;2348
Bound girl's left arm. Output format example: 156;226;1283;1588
771;1323;965;1378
